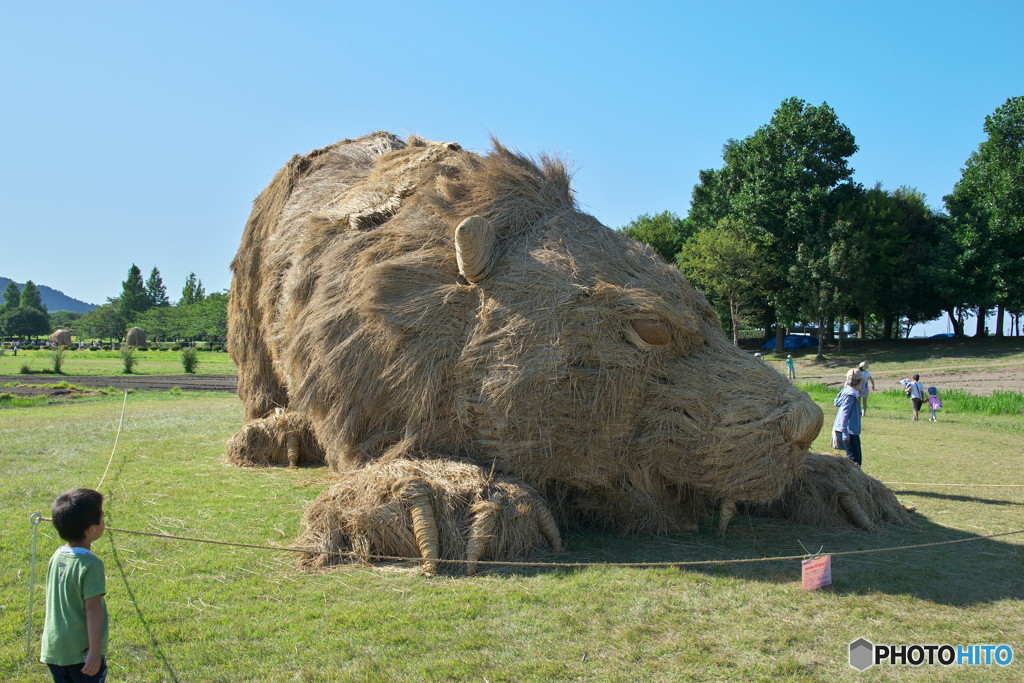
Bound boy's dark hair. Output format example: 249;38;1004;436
913;374;920;380
51;488;104;542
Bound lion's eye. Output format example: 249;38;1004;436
630;319;672;346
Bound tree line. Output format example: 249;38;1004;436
0;267;227;344
621;96;1024;354
0;280;50;339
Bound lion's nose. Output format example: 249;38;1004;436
783;397;823;450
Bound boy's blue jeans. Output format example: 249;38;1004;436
46;659;107;683
837;431;862;465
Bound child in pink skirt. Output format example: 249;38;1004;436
927;386;943;421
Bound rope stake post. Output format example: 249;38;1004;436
27;513;42;659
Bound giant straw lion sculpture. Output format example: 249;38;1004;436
226;132;914;573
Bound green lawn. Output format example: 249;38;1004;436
0;348;237;376
1;358;1022;680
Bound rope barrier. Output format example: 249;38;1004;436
30;516;1024;569
94;389;129;491
885;482;1024;488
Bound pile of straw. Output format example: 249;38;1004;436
225;131;910;568
48;329;71;346
125;327;146;348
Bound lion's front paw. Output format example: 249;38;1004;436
298;459;562;575
224;409;324;468
751;452;917;530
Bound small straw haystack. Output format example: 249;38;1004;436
48;329;72;347
226;131;916;570
125;327;146;347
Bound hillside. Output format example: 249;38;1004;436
0;276;97;313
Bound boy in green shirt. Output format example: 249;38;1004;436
40;488;109;681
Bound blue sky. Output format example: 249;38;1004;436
2;1;1021;334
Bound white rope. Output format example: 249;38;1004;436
95;389;128;491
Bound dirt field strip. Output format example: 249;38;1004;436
0;374;237;395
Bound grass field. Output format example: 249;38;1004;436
0;348;237;376
2;353;1022;680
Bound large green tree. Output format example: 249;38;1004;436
145;267;171;308
134;305;182;342
19;280;46;312
679;221;765;345
179;292;227;341
2;281;21;310
688;97;858;351
832;186;952;339
78;301;127;342
118;264;150;328
620;211;695;263
181;273;206;305
945;96;1024;336
49;310;85;336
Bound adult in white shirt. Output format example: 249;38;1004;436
906;373;925;421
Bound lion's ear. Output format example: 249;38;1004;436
455;216;496;283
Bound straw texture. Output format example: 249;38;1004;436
226;132;910;570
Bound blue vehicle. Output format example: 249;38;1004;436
762;334;818;350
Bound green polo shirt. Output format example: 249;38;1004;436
40;546;108;666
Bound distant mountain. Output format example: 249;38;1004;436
0;277;98;313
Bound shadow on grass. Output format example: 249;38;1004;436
892;489;1024;507
463;511;1023;607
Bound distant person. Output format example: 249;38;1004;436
834;368;863;466
13;341;18;356
40;488;109;682
786;354;796;379
754;352;763;360
857;361;875;416
904;374;925;421
927;386;943;422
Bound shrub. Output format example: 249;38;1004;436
171;344;181;351
181;347;200;374
50;348;66;374
120;347;138;374
89;346;99;352
137;346;148;351
212;345;223;352
19;364;31;374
